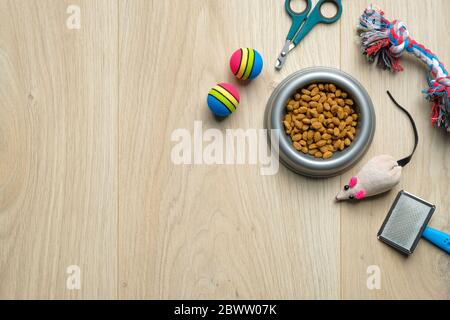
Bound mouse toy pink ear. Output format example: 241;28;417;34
348;176;358;188
354;189;366;200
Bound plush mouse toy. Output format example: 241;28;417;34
336;91;418;201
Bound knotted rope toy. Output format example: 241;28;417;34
358;6;450;131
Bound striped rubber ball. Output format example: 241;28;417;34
230;48;263;80
207;83;240;118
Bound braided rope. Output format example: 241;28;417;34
358;6;450;131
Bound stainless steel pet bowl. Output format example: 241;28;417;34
265;67;376;178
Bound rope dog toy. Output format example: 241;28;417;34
358;6;450;131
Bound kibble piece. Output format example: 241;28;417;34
314;132;322;142
302;131;308;141
298;106;307;114
348;132;355;140
320;146;329;153
308;83;317;91
343;106;351;114
345;116;353;125
311;95;320;102
344;138;351;146
322;133;331;140
301;95;312;102
284;120;291;129
293;142;302;150
329;84;336;92
318;114;325;123
323;151;333;159
309;101;319;108
302;118;311;125
319;95;327;104
317;104;324;113
301;89;311;95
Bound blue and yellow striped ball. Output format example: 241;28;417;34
230;48;264;80
207;83;240;118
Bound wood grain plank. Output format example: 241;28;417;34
0;0;118;299
1;0;447;300
118;0;341;299
340;0;450;299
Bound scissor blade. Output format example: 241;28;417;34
275;40;294;70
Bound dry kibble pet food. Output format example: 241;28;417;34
283;83;358;159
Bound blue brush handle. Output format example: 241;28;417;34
422;227;450;253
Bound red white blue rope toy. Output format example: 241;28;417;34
358;6;450;131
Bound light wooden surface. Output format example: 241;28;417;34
0;0;448;299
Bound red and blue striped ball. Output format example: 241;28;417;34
230;48;264;80
207;83;240;118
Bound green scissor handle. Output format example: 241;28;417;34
285;0;343;46
285;0;312;41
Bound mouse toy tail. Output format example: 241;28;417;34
386;91;419;167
